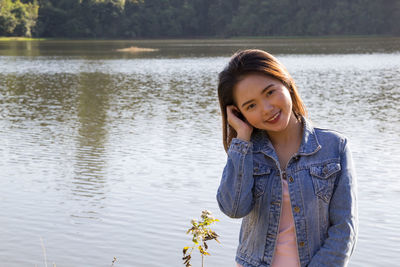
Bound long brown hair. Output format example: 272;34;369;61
217;49;307;152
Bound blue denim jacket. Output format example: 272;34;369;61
217;118;358;267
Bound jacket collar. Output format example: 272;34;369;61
251;116;321;156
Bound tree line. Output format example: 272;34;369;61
1;0;399;38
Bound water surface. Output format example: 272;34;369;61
0;37;399;266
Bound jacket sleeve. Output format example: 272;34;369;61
216;138;255;218
308;138;358;267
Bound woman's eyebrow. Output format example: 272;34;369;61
261;84;274;94
241;84;274;108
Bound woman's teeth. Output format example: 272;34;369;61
267;112;279;121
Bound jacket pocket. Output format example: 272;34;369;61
253;163;271;198
310;161;341;203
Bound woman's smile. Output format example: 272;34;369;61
265;110;281;123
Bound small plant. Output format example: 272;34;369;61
182;210;220;267
111;257;117;266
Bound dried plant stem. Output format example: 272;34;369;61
40;237;48;267
111;257;117;267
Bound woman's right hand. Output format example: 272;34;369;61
226;105;253;141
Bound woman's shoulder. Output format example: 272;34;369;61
311;124;349;152
314;126;347;140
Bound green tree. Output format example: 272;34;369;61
0;0;38;37
3;0;399;38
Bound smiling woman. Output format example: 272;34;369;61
231;73;303;170
217;50;306;152
216;50;358;267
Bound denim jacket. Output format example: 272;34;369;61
217;118;358;267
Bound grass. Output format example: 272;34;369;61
38;237;117;267
229;34;398;40
0;36;47;41
1;35;397;42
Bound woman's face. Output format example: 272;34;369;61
233;73;293;134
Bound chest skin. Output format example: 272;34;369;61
273;138;301;171
268;119;303;171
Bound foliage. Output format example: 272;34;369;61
182;210;220;267
0;0;39;37
0;0;399;38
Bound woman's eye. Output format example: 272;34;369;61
266;90;275;96
247;103;256;110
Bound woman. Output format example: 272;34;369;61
216;49;358;267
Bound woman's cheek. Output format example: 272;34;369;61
248;116;260;129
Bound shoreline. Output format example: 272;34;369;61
0;35;398;42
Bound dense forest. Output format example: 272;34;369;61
1;0;399;38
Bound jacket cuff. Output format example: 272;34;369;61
228;138;252;154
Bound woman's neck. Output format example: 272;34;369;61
268;113;303;170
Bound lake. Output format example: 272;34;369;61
0;37;399;267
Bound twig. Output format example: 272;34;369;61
40;237;48;267
111;257;117;267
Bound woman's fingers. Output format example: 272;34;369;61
226;105;253;140
226;105;240;126
226;105;234;119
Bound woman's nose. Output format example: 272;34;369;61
262;99;273;113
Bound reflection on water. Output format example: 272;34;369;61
72;73;113;220
0;39;399;266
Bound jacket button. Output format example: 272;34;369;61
270;201;280;206
289;176;294;183
323;166;328;174
299;241;305;247
294;206;300;213
294;156;300;161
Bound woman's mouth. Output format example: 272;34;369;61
266;111;281;124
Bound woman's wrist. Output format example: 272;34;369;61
236;131;251;142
